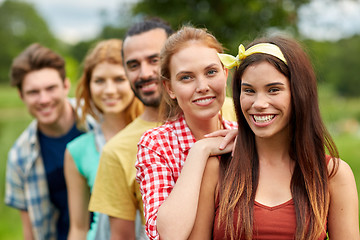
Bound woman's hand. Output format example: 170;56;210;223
204;128;238;151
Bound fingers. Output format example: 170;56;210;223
204;129;232;138
218;129;237;150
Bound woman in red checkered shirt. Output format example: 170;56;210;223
135;26;238;240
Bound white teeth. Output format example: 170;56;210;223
40;107;52;113
194;98;212;103
253;115;274;123
141;83;156;90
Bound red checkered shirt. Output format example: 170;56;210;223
135;114;237;239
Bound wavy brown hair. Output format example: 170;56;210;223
159;26;224;121
217;36;339;240
10;43;66;91
76;39;143;127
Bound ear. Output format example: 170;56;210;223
163;80;176;99
17;89;24;101
224;67;229;87
63;78;71;95
224;67;229;78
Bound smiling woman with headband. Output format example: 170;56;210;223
189;36;359;240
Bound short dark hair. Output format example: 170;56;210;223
10;43;66;91
125;17;174;40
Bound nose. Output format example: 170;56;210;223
252;93;269;109
139;62;155;80
195;77;210;93
104;79;116;94
38;90;51;104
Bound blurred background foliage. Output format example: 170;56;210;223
0;0;359;239
0;0;359;97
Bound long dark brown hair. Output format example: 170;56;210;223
217;36;339;240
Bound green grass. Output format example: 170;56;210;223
0;84;359;238
0;85;31;239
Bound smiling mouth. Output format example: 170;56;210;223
253;115;275;123
193;97;215;104
140;82;157;90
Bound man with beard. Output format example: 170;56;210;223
89;18;237;239
89;18;174;239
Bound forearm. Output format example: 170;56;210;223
109;217;135;240
20;210;34;240
67;227;88;240
156;143;212;240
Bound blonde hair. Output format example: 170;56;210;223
159;26;224;121
76;39;143;127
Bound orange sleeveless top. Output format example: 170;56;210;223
213;156;331;239
213;198;327;240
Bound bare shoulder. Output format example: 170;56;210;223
203;156;221;194
328;158;356;184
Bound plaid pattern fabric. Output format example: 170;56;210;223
135;115;237;239
5;120;58;240
4;99;95;240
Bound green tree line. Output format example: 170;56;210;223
0;0;359;97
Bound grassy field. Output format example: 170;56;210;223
0;84;359;239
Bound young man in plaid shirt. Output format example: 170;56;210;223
5;43;93;240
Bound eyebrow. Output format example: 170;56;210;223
205;63;219;69
147;53;160;59
126;59;138;66
241;82;285;87
176;71;192;78
126;53;160;66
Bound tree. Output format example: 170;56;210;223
0;0;57;83
306;35;360;97
132;0;310;53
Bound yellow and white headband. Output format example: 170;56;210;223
218;43;287;69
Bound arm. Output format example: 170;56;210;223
64;149;90;240
188;156;219;240
136;136;233;240
327;159;359;239
109;217;135;240
89;148;138;238
20;210;34;240
6;149;34;240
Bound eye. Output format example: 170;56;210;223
180;75;192;81
242;88;255;94
207;69;218;76
115;77;126;82
45;85;58;92
269;87;280;93
26;90;39;96
150;57;160;65
94;78;105;84
127;62;139;71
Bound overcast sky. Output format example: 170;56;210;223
2;0;360;43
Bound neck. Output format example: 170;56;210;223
101;113;128;141
140;106;160;122
38;100;75;137
186;114;222;140
255;132;291;164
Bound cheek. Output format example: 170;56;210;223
89;85;101;97
239;95;248;109
127;72;138;84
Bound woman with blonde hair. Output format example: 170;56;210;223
64;39;143;240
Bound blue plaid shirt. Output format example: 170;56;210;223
5;99;95;239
